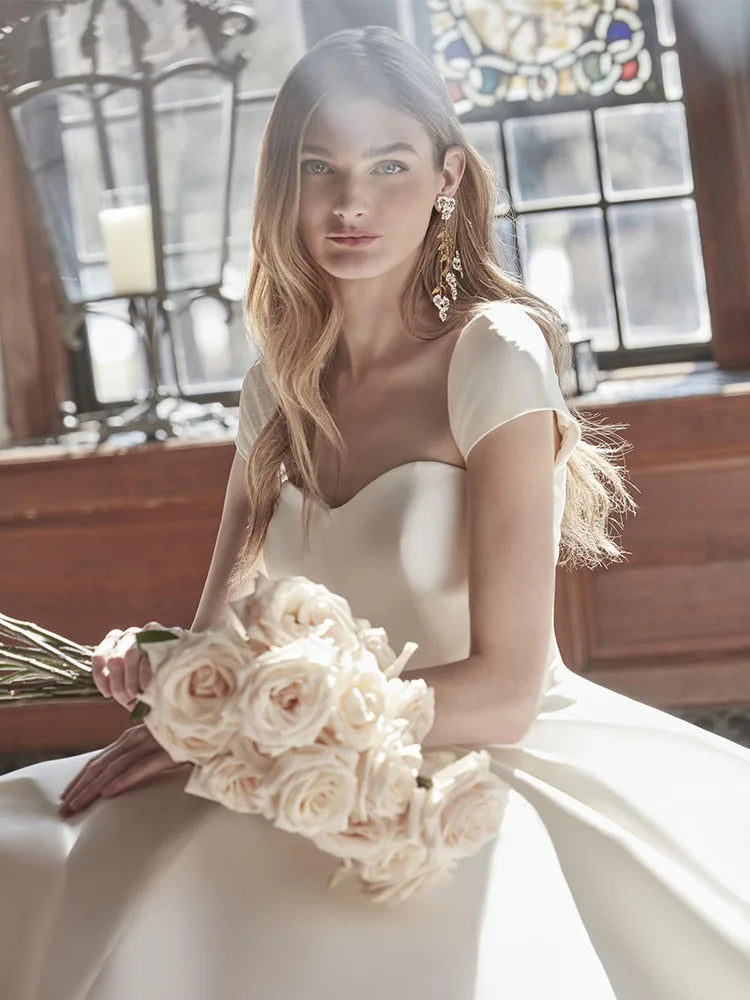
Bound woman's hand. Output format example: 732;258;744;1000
92;620;184;710
58;724;191;818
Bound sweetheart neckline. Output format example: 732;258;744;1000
282;460;466;512
276;308;487;513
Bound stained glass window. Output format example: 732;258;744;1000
411;0;713;367
414;1;665;120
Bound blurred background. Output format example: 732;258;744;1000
1;0;749;765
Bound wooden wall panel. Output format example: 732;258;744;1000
1;440;235;645
554;387;750;708
590;561;749;656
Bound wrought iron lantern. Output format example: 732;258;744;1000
0;0;258;443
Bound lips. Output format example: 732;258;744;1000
326;231;381;248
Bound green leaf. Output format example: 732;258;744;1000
416;775;433;789
136;629;180;646
129;700;151;722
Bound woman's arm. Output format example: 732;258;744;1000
406;408;562;748
191;450;260;632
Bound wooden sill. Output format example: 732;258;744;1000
0;411;242;464
572;360;750;407
2;362;750;460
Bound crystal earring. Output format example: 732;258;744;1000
431;194;463;322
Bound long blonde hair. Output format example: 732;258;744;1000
228;25;636;598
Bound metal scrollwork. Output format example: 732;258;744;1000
0;0;257;88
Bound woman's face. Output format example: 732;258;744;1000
297;96;462;282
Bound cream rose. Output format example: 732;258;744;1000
227;634;337;756
184;753;270;814
354;621;398;673
263;744;359;837
419;749;459;780
379;640;420;680
360;858;458;906
228;731;274;770
385;677;435;744
314;811;400;863
359;836;429;886
353;728;422;821
140;629;249;763
230;574;361;654
421;750;507;858
329;661;390;750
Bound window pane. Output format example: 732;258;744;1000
609;199;711;347
86;307;149;403
660;51;683;102
518;208;618;351
155;71;234;290
461;120;507;209
654;0;677;47
597;103;693;201
226;99;274;291
237;0;306;92
420;0;665;115
492;218;521;279
504;111;600;210
13;85;148;302
172;296;255;390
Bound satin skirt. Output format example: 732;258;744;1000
1;662;749;1000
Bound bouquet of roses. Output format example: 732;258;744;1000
134;573;505;905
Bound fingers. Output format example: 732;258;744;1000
91;630;122;698
59;725;151;804
108;633;146;709
59;746;150;817
95;624;178;707
106;651;131;708
122;645;146;706
60;749;107;801
59;728;156;816
101;758;191;799
138;654;153;693
59;732;132;805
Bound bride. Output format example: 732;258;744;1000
2;25;749;1000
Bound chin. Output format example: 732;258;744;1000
316;251;396;282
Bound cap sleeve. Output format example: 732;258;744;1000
448;302;581;470
235;359;276;459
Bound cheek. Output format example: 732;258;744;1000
297;191;318;247
383;199;435;259
381;178;435;234
298;177;334;234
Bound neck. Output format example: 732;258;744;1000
332;249;422;381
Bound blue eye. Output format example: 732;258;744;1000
302;160;331;175
374;161;407;175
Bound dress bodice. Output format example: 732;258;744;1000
235;301;581;686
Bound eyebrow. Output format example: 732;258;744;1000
300;141;420;159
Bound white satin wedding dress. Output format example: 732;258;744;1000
1;302;748;1000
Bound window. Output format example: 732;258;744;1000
37;0;306;410
1;0;748;442
411;0;714;368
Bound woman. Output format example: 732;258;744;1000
2;25;749;1000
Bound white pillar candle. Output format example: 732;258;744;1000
98;203;158;296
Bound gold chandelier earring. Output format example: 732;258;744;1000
431;193;463;322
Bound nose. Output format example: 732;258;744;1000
331;174;368;222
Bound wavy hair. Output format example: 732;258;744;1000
228;25;637;598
